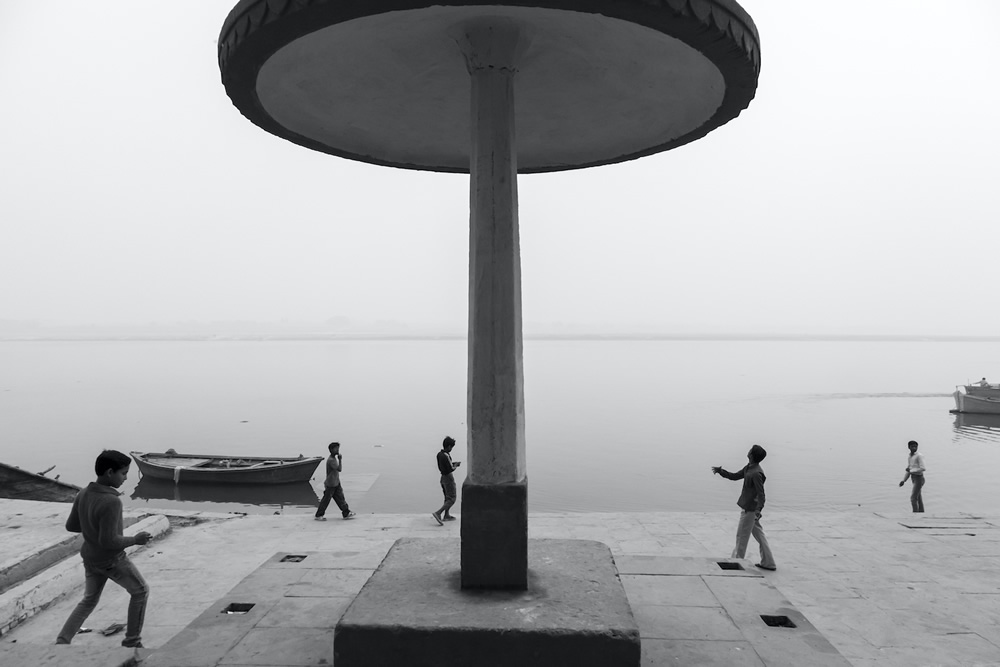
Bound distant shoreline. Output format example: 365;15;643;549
3;333;1000;343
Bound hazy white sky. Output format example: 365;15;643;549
1;1;998;335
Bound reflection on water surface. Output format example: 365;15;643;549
953;412;1000;438
131;476;319;509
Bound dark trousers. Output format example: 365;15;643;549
316;484;350;518
910;474;925;512
57;553;148;646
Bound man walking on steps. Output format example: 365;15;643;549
315;442;356;520
432;436;461;525
712;444;777;571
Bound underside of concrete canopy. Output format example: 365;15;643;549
218;0;760;173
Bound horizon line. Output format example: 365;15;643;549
3;333;1000;343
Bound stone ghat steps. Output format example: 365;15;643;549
0;533;82;597
137;546;849;667
0;515;152;597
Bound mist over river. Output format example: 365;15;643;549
3;338;998;516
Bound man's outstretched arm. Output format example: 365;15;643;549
712;466;745;481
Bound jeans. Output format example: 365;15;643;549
439;474;456;513
910;474;925;512
732;510;776;569
316;484;350;518
57;553;148;646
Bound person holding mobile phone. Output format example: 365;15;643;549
432;436;461;525
315;441;355;520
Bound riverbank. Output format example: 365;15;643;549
2;499;999;665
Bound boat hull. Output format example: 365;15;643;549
131;477;319;505
0;462;82;502
953;391;1000;415
130;452;323;485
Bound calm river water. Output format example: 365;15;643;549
2;338;998;515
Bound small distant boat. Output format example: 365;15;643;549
952;387;1000;415
130;451;323;485
0;461;82;502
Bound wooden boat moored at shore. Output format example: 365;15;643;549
131;476;319;506
0;461;82;502
130;451;323;485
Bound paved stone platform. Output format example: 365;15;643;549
2;500;999;666
617;555;848;666
1;642;139;666
335;537;640;667
144;545;845;666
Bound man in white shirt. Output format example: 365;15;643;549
898;440;926;513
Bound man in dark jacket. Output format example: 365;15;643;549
712;444;776;571
56;450;151;648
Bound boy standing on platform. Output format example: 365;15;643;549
712;444;777;572
432;436;461;525
899;440;926;512
56;450;151;648
315;441;356;520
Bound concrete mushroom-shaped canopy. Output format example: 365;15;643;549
219;0;760;173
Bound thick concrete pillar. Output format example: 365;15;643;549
454;20;530;590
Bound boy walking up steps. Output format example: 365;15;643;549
56;450;151;648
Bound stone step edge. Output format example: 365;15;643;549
0;533;83;596
0;513;156;595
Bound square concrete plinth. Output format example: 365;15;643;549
334;537;640;667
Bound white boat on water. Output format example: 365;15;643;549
953;384;1000;415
